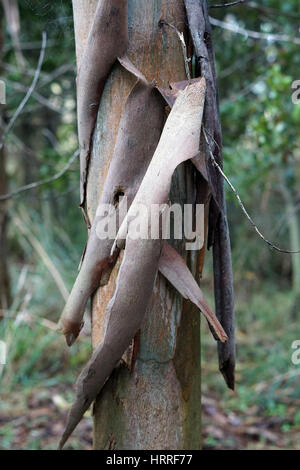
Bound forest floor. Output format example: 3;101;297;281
1;384;299;450
0;385;92;450
1;281;299;450
202;393;300;450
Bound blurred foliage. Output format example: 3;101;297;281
201;0;300;449
0;0;299;450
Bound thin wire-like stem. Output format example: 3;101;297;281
209;0;251;8
0;32;47;150
202;128;300;254
209;16;300;45
0;149;79;201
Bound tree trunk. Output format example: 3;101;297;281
280;181;300;317
0;7;11;316
72;0;201;450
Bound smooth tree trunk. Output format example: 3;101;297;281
72;0;201;450
0;7;11;316
280;181;300;317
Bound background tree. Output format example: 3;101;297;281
0;3;11;314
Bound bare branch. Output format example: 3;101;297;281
209;16;300;45
38;62;75;89
0;32;47;150
3;39;56;53
209;1;300;19
203;128;300;254
0;149;79;201
247;2;300;20
5;78;62;114
209;0;251;8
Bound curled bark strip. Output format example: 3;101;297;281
159;243;228;343
157;78;201;108
59;237;163;449
59;69;166;345
157;80;208;183
77;0;128;212
118;54;148;85
114;78;206;249
184;0;235;389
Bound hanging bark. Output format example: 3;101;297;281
59;65;166;345
76;0;128;222
184;0;235;390
59;73;226;349
59;71;228;447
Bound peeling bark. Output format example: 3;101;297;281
59;66;166;344
59;77;211;447
59;76;214;350
159;243;227;343
115;79;206;247
66;0;235;450
184;0;235;389
59;237;163;449
76;0;128;216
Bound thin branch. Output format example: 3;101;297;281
3;39;56;53
38;62;75;89
219;50;262;78
202;128;300;254
209;1;300;19
247;2;300;20
0;31;47;150
5;78;62;114
0;149;79;201
159;20;191;83
209;16;300;45
2;61;74;89
209;1;251;8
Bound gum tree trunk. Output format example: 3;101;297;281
72;0;201;450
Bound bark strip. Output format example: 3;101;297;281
77;0;128;216
59;69;165;345
184;0;235;389
114;79;206;248
59;78;207;448
59;237;163;449
159;242;227;342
